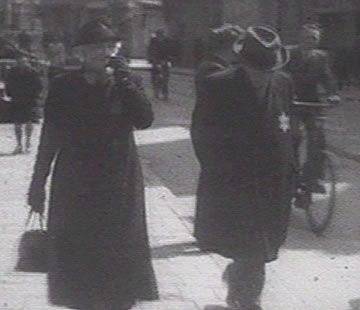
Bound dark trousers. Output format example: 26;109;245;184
151;62;170;99
293;110;326;183
224;252;265;309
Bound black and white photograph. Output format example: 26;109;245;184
0;1;359;309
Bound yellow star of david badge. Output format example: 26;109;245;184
279;112;290;133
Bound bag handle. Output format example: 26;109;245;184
25;210;45;231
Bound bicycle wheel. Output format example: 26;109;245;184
305;153;336;234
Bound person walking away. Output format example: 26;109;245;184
147;29;172;100
27;19;158;310
286;23;339;193
191;24;244;175
191;25;295;310
5;55;42;154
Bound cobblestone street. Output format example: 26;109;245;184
0;71;360;309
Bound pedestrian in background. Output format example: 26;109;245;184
191;25;295;310
147;29;172;100
286;23;339;193
5;55;42;154
27;18;158;309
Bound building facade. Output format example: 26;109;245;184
2;0;359;65
0;0;164;59
163;0;360;66
40;0;133;56
163;0;223;66
302;0;359;49
0;0;44;54
163;0;292;66
130;0;164;58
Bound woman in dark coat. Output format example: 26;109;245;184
5;55;42;154
191;26;295;310
28;19;158;310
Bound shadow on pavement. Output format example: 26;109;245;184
203;306;229;310
180;215;194;225
284;224;360;256
0;152;16;157
152;241;205;260
138;139;198;197
349;298;360;310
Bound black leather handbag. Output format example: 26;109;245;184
15;211;48;273
0;97;12;123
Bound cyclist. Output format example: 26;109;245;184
147;29;172;100
286;23;340;193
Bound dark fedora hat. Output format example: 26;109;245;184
72;18;120;47
233;26;290;71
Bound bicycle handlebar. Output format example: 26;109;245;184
292;101;337;108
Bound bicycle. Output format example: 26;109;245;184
291;100;338;234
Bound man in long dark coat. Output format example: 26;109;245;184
27;19;158;310
191;26;295;310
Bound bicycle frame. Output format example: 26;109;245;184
291;100;337;233
291;100;334;182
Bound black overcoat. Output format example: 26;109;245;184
29;71;158;308
5;65;42;122
5;65;42;102
191;58;295;262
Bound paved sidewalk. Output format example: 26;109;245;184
1;124;359;310
0;124;227;310
0;74;360;309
